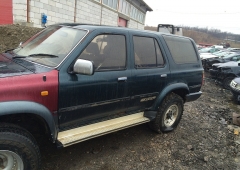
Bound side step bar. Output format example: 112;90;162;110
57;112;150;147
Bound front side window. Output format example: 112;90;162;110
14;26;87;67
78;34;126;71
133;36;164;68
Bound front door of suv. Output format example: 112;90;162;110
127;32;170;112
58;30;131;129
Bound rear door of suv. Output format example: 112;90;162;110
127;31;170;112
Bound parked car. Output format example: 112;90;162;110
210;62;240;89
0;24;203;170
230;77;240;103
203;52;240;71
199;47;221;54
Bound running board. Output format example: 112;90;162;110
57;112;150;147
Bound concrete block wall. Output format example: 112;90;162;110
29;0;75;27
128;19;138;29
12;0;145;30
137;23;144;30
12;0;27;23
75;0;101;24
101;7;118;26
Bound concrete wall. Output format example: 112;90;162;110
12;0;145;30
28;0;75;27
101;7;118;26
75;0;101;24
12;0;27;23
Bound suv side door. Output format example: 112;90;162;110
127;32;170;113
58;28;131;129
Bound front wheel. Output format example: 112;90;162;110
223;76;235;90
0;123;41;170
149;93;184;133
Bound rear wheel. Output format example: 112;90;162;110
149;93;184;133
0;123;41;170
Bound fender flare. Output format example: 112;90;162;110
151;83;189;110
0;101;58;142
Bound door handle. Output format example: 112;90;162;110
118;77;127;82
161;74;167;78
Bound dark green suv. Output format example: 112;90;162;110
0;24;203;170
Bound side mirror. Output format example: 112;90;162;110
73;59;94;75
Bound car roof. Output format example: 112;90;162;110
52;23;188;39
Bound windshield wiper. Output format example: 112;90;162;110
28;53;59;58
5;49;15;53
12;53;59;59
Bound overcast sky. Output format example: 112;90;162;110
144;0;240;34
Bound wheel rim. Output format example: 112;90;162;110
0;150;24;170
163;104;179;127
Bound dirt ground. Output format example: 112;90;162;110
0;24;42;53
39;75;240;170
1;24;240;170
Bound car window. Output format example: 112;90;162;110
163;35;198;64
78;34;126;71
133;36;164;68
155;40;164;66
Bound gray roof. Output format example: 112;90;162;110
140;0;153;11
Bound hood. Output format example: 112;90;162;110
201;54;218;60
217;61;239;68
0;53;52;78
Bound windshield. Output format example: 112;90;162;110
14;26;87;67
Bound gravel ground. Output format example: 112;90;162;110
1;24;240;170
39;75;240;170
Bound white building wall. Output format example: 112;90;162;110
137;23;144;30
128;19;138;29
75;0;101;24
12;0;146;30
12;0;27;23
29;0;75;27
101;7;118;26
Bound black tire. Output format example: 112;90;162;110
0;123;41;170
149;93;183;133
223;76;235;90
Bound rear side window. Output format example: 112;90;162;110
133;36;164;68
163;35;198;64
78;34;126;71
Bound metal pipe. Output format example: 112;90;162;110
74;0;77;22
27;0;30;22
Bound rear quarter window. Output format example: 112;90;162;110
163;35;198;64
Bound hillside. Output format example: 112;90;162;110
144;26;240;48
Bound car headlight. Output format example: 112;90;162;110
230;80;240;90
236;84;240;90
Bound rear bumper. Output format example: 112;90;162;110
185;91;202;102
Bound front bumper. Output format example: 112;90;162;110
185;91;202;102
